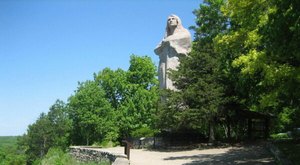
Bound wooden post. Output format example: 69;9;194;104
122;140;132;160
264;118;270;139
124;142;127;155
248;118;252;139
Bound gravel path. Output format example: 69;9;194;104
104;144;275;165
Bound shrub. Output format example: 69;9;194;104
131;127;158;138
40;148;110;165
270;133;290;140
40;148;76;165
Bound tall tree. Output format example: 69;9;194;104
95;68;127;109
260;0;300;130
215;0;300;131
68;81;117;145
94;55;159;138
47;100;72;149
121;55;159;137
21;100;71;164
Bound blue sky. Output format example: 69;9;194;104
0;0;201;136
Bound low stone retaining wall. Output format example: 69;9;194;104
69;146;129;165
128;136;206;149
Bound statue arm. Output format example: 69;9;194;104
169;33;191;56
154;42;162;55
155;40;168;55
155;29;192;56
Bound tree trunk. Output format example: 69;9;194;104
227;120;231;140
209;119;215;143
41;136;47;158
86;137;89;146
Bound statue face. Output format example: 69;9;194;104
167;16;178;27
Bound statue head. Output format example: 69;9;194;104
167;15;179;28
165;14;184;37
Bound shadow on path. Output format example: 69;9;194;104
164;145;275;165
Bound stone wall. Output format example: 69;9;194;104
128;135;206;149
129;137;166;149
69;146;128;165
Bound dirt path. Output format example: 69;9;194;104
105;144;275;165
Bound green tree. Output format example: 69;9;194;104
215;0;300;132
121;55;159;137
260;0;300;131
23;113;52;164
95;68;127;109
94;55;159;138
68;81;117;145
68;54;158;145
215;0;271;111
0;136;26;165
47;100;72;149
20;100;72;164
21;54;159;163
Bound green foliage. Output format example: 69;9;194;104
18;54;158;156
0;136;18;148
96;68;127;109
24;113;54;163
48;100;72;149
0;136;26;165
97;140;117;148
40;148;75;165
40;148;109;165
68;80;117;145
19;100;72;164
214;0;268;111
131;127;158;138
128;55;157;88
270;133;290;140
94;55;159;138
215;0;300;133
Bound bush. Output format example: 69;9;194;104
131;127;158;138
40;148;77;165
0;144;26;165
270;133;290;140
92;140;119;148
40;148;110;165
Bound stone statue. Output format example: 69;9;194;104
154;14;192;90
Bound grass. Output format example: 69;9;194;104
274;139;300;164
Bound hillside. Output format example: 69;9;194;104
0;136;19;149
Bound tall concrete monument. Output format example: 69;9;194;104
154;14;192;90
